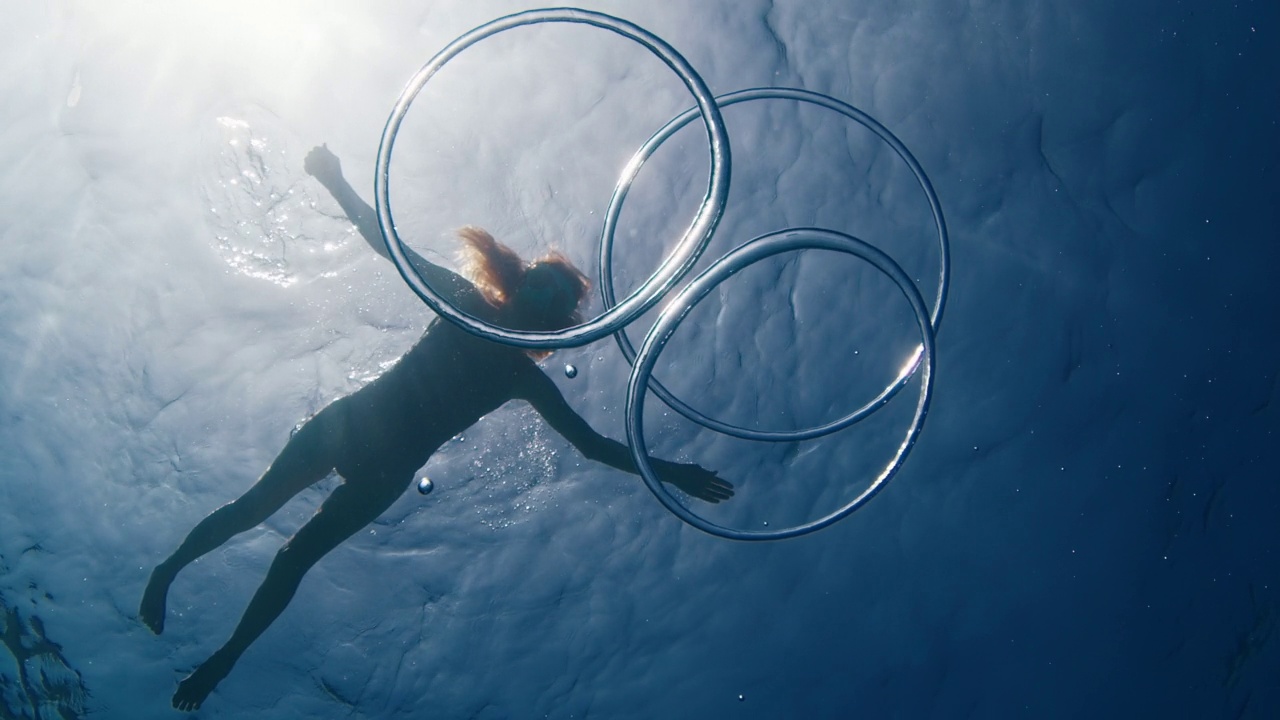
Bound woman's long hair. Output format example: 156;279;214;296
456;226;590;357
456;226;527;308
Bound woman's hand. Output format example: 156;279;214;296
304;144;343;185
655;460;734;504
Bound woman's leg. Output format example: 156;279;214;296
140;405;345;634
172;470;412;711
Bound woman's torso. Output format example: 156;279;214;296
335;303;534;478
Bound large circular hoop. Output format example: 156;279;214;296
375;8;731;349
602;88;948;439
624;228;936;541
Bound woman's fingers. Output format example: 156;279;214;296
690;473;734;503
658;462;735;503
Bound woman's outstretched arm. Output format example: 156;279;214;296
304;145;385;256
516;366;734;503
304;144;475;302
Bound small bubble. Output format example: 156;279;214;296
738;694;745;702
417;477;434;495
564;364;578;379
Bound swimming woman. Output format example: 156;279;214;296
141;145;733;711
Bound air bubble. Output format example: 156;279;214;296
416;477;434;495
564;364;578;379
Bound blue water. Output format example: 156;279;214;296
1;1;1277;717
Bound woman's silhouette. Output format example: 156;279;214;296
141;145;732;711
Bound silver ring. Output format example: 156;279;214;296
374;8;731;348
601;87;948;440
625;228;936;540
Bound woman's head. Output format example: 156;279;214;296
511;254;591;330
457;226;590;334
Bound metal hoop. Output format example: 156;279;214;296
601;88;948;440
374;8;731;348
625;228;935;540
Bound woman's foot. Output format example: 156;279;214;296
172;650;235;711
139;565;173;634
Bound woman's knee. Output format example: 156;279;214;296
232;479;298;523
271;531;334;577
277;477;406;564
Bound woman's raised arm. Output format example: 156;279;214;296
304;145;475;303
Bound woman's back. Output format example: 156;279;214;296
346;293;535;475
